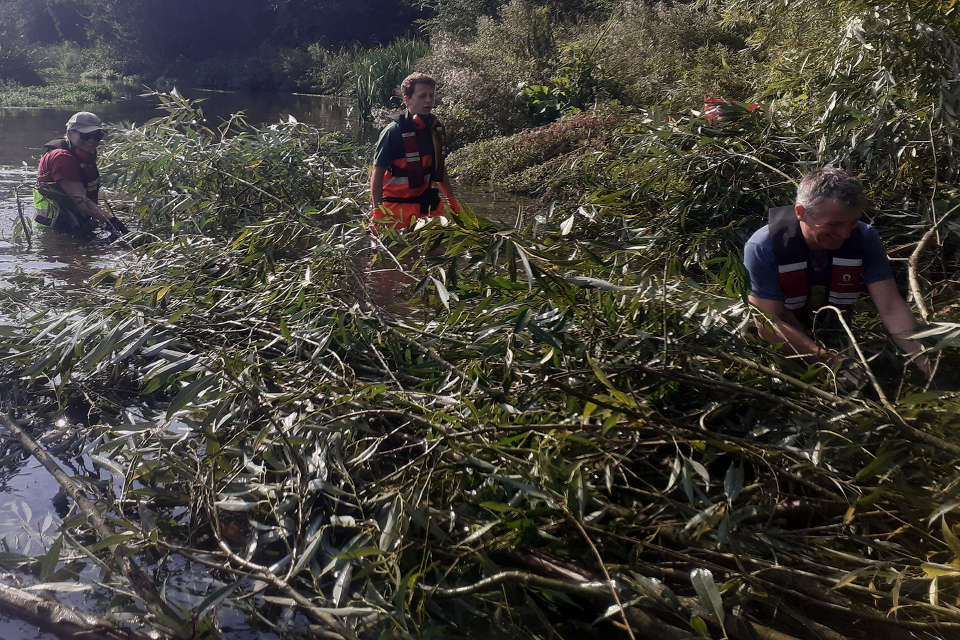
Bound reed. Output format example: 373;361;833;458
351;38;430;118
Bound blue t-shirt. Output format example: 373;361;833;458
372;121;404;169
744;221;894;302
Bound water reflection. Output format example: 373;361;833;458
352;236;425;316
0;87;378;166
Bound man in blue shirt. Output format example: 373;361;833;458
744;168;930;378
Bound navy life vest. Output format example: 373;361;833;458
768;205;863;324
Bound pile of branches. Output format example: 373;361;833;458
0;98;957;640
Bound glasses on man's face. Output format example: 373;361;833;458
806;218;860;232
78;130;104;142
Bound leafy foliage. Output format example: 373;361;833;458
0;97;959;640
0;34;41;84
102;90;365;231
0;81;112;106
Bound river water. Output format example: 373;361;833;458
0;86;525;639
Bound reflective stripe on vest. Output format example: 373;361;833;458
385;113;446;191
33;188;58;227
384;172;433;187
767;206;864;322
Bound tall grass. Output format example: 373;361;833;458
351;38;430;118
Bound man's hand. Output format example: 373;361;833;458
749;295;826;363
867;278;932;379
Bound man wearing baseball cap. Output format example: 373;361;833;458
34;111;128;237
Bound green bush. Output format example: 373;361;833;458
303;43;362;95
420;0;565;148
351;39;430;117
448;111;631;197
186;46;300;91
42;42;144;82
566;3;759;108
0;81;113;107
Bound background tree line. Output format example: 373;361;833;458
0;0;427;90
0;0;632;95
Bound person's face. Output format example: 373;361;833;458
403;83;435;116
67;129;103;155
797;199;862;253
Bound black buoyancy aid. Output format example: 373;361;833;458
41;139;100;202
385;112;446;189
34;139;100;231
768;205;864;322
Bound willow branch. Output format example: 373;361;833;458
420;570;614;597
379;323;504;398
0;413;190;639
0;581;162;640
908;201;960;321
207;504;360;640
685;344;852;406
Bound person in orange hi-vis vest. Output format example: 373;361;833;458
369;73;459;232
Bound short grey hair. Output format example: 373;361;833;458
796;168;868;214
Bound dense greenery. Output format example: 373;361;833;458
0;0;424;92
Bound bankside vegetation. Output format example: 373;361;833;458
0;1;959;640
0;81;112;106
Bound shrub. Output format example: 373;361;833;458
0;81;113;107
571;2;760;108
186;46;295;92
448;111;633;198
303;43;363;95
43;42;144;82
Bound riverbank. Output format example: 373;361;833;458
1;1;959;638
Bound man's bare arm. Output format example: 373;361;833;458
867;278;931;377
57;180;112;222
749;295;844;366
370;166;387;212
437;176;459;212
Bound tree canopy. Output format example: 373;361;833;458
0;0;423;60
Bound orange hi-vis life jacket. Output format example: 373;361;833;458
768;205;864;326
374;112;447;230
